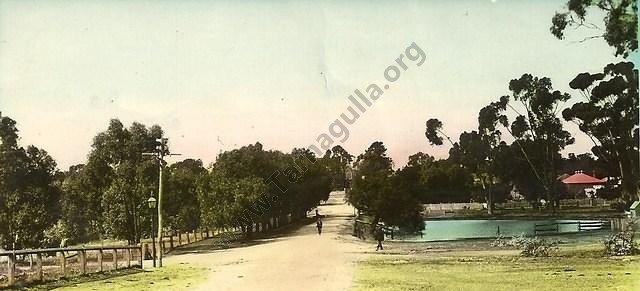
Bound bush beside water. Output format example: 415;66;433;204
491;234;558;257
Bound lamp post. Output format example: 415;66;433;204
147;195;157;268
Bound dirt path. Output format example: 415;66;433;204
165;191;368;291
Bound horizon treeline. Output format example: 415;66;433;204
0;116;355;248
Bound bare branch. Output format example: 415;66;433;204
572;35;605;43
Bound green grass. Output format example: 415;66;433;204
354;251;640;290
16;263;206;291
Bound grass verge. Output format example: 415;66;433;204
353;249;640;290
12;262;206;291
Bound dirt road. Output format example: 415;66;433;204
165;191;368;291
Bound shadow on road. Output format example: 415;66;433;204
167;214;352;256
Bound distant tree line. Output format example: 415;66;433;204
0;117;336;249
347;0;638;229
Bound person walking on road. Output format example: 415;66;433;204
316;218;323;235
375;225;385;251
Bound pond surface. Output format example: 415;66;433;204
401;219;611;241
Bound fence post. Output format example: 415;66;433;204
98;248;103;272
177;231;182;245
578;221;582;232
36;252;43;281
7;253;15;286
127;248;132;268
187;232;191;244
144;243;150;260
112;249;118;270
80;249;87;274
170;235;174;250
59;251;66;277
139;245;143;268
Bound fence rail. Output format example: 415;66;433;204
423;198;615;216
0;245;142;287
533;220;611;235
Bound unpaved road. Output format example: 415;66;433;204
165;191;369;291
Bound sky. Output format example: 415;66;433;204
0;0;628;170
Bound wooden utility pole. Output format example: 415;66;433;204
157;143;165;267
143;137;179;268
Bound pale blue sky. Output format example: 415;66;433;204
0;0;626;169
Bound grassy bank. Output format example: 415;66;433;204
353;245;640;290
15;263;206;291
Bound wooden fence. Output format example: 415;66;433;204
497;198;612;210
533;220;611;235
144;228;219;256
0;245;142;287
423;198;614;216
1;225;292;288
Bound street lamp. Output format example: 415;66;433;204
147;195;157;268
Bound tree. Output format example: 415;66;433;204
551;0;637;57
348;142;394;220
496;74;575;209
165;159;206;232
84;119;164;244
323;145;354;190
425;119;454;146
197;167;266;237
349;142;423;232
419;158;474;204
58;164;100;244
426;117;504;214
449;131;499;214
199;143;331;237
387;165;425;233
0;113;60;248
289;148;332;214
561;153;606;177
563;61;639;201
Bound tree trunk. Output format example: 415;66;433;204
487;187;494;216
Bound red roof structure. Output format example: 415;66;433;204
561;172;604;185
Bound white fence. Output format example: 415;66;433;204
423;198;614;216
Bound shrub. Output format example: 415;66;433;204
43;220;72;248
603;231;638;256
490;234;509;247
490;233;557;257
509;233;531;248
603;220;638;256
519;237;558;257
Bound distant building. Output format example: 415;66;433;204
561;170;605;198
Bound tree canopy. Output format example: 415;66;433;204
563;61;639;201
551;0;637;57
